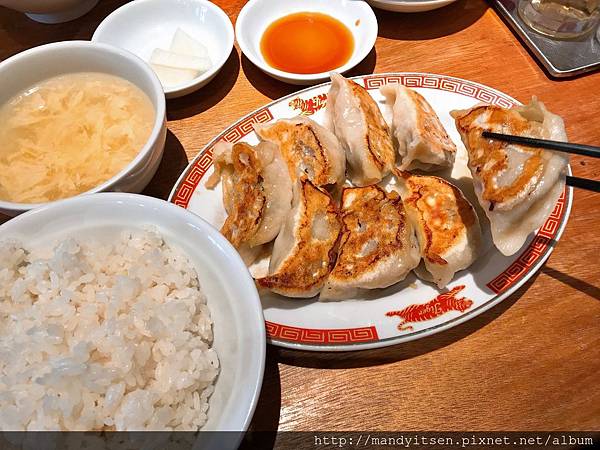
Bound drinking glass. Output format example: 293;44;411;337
518;0;600;39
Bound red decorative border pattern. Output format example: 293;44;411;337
171;74;570;345
171;107;274;208
221;107;273;144
364;74;516;108
486;191;566;294
265;321;379;344
172;149;214;207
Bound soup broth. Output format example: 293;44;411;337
0;72;155;204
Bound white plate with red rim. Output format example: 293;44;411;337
169;73;572;352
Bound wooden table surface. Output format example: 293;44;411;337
1;0;599;437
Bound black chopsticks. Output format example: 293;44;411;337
481;131;600;159
565;176;600;193
482;131;600;193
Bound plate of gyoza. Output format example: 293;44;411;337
170;72;572;351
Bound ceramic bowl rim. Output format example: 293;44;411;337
0;40;166;214
0;191;267;433
235;0;378;82
91;0;235;96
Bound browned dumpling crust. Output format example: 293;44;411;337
451;99;568;256
392;170;482;289
380;83;456;171
346;80;395;175
321;185;420;299
218;142;266;248
326;73;395;186
409;89;455;159
257;178;341;298
254;116;345;187
453;105;546;208
399;171;479;266
205;140;293;264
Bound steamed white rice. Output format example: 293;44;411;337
0;229;219;431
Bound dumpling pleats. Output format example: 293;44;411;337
325;72;395;186
380;83;456;171
253;116;346;187
205;141;293;263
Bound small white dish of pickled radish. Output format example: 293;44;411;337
92;0;234;99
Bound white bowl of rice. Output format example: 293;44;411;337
0;193;265;436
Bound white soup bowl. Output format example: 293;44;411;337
0;41;167;216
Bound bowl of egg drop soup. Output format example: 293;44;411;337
0;41;166;216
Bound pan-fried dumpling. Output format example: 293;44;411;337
325;72;395;186
206;141;292;263
253;116;345;187
257;178;341;298
380;83;456;171
451;98;568;256
393;170;482;289
320;185;420;300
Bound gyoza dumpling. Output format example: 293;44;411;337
380;83;456;170
325;72;395;186
393;170;482;289
451;98;568;256
257;178;341;298
320;185;420;300
253;116;345;187
205;141;292;263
